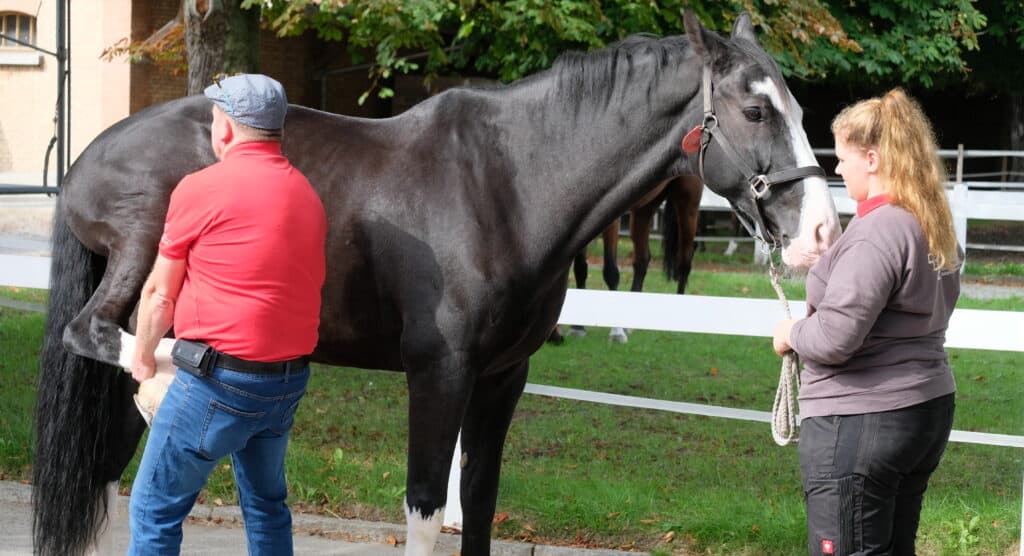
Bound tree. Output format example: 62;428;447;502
247;0;859;100
103;0;260;95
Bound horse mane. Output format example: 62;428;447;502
544;34;694;109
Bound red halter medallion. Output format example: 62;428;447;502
681;124;702;153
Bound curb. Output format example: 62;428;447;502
0;481;640;555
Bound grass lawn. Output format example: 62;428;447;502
1;263;1021;554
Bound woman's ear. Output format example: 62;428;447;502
865;148;881;173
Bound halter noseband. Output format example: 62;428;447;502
695;65;825;251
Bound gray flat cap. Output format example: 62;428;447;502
204;74;288;130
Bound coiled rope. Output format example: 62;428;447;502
768;259;800;446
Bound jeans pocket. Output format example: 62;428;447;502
197;400;265;461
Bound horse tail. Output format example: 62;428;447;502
32;201;128;556
662;194;680;281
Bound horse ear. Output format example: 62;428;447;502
683;9;716;62
731;12;757;43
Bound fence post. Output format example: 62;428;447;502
953;144;969;270
443;432;463;529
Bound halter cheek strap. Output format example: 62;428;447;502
692;64;826;250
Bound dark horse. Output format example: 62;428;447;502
33;12;839;556
554;174;704;343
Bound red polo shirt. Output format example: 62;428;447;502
159;141;327;361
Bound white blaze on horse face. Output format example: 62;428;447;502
404;499;444;556
749;78;840;269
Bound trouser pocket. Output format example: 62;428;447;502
805;474;861;555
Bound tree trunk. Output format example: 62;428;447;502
184;0;257;95
1010;93;1024;180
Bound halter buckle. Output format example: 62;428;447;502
702;114;718;131
750;175;771;199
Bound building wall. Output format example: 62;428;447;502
0;1;414;184
0;0;131;182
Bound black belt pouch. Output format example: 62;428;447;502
171;339;215;377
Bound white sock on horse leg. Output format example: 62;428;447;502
86;481;119;556
120;331;177;423
117;330;175;373
404;499;444;556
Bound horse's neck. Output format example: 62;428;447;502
493;68;701;272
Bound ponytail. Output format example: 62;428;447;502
832;88;960;272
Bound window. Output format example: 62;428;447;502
0;12;35;47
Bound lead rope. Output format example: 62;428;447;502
768;258;800;446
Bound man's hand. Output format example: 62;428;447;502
132;350;158;382
773;318;796;356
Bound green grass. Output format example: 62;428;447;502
1;270;1021;554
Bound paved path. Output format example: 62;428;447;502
0;482;633;556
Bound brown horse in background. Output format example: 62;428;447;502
551;174;704;343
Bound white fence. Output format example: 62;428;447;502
1;257;1022;552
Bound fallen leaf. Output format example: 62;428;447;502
386;535;398;546
382;471;391;481
493;511;510;526
662;531;675;542
992;520;1000;528
221;464;231;471
606;511;621;519
709;367;719;376
972;375;985;381
213;498;223;506
751;524;760;532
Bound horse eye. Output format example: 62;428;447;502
743;107;763;122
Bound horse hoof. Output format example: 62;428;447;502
567;326;587;338
608;329;628;344
133;395;154;427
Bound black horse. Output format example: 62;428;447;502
33;12;839;556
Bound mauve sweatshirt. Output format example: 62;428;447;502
789;201;959;419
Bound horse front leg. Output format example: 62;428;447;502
403;354;472;556
458;359;529;555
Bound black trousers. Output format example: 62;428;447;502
799;394;955;556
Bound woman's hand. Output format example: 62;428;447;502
773;318;796;356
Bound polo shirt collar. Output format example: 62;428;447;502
224;141;282;159
857;194;892;217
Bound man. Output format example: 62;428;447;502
128;73;327;555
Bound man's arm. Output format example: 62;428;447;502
131;255;186;382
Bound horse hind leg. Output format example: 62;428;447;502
457;359;529;555
34;215;156;555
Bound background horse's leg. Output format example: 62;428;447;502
628;201;658;293
567;249;590;337
403;354;471;556
601;220;628;343
667;175;703;294
458;359;529;555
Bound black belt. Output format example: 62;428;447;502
211;350;309;375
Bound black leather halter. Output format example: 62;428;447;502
696;65;825;250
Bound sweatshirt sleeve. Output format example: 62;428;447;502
789;239;899;366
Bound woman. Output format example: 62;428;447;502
772;88;961;556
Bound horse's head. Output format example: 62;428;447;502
682;11;840;270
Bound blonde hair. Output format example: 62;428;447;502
831;88;960;272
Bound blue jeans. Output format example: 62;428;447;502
128;365;309;556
